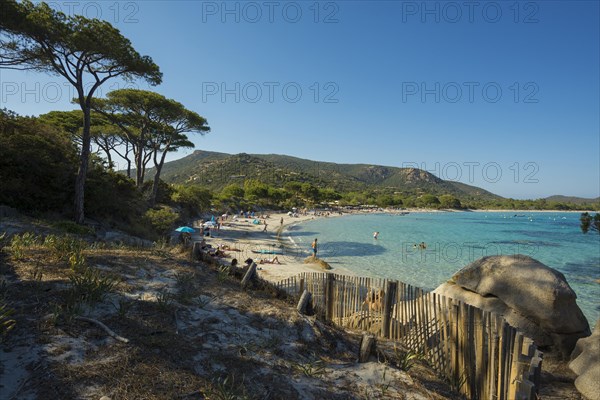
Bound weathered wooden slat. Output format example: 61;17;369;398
381;281;397;338
272;272;540;400
241;262;257;288
509;332;525;399
358;333;376;363
297;289;312;314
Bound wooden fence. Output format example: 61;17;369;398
276;272;543;400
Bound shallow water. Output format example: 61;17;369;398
287;212;600;325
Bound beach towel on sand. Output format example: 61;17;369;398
252;249;283;255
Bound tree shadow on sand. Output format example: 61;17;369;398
284;230;320;237
317;241;387;258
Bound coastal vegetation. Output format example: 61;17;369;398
580;212;600;234
2;107;598;243
0;0;162;224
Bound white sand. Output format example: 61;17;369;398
193;212;338;283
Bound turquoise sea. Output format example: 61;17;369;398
286;212;600;326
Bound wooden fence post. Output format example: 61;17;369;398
241;262;257;288
474;307;484;400
381;281;397;338
510;337;539;400
358;333;376;363
297;290;312;314
509;332;525;398
528;349;543;397
325;274;335;321
192;241;201;260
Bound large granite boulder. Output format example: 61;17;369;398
570;320;600;400
434;255;590;358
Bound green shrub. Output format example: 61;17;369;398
171;184;213;214
0;110;78;212
144;207;179;235
51;220;95;235
85;168;144;222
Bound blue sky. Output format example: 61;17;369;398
1;0;599;199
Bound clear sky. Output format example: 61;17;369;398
1;0;599;199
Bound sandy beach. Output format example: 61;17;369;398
192;211;341;283
191;207;593;284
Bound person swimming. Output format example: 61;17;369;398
373;231;379;239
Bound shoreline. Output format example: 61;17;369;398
195;211;343;283
195;208;593;284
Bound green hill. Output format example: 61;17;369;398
156;150;502;201
544;195;600;205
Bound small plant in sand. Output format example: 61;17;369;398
291;357;326;378
445;371;468;392
217;265;231;282
151;237;172;258
68;251;87;271
359;386;374;400
9;232;39;260
0;301;16;341
52;300;82;325
113;298;133;319
30;262;44;281
68;266;117;305
207;374;251;400
44;234;87;263
393;346;423;372
156;288;173;311
377;366;392;397
194;294;216;309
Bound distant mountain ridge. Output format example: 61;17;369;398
544;195;600;204
156;150;501;200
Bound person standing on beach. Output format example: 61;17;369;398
263;220;268;232
311;238;318;257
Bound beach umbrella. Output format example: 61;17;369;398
175;226;195;233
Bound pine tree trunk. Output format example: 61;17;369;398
135;145;143;187
150;165;163;207
74;107;92;224
150;147;169;206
